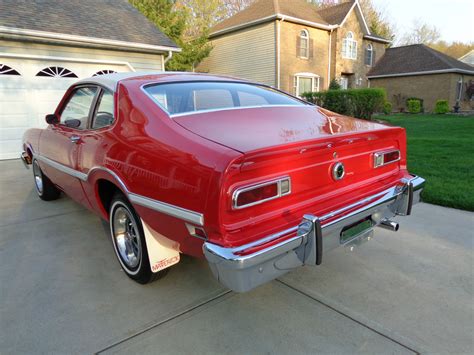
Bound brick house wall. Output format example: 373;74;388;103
370;73;474;112
332;10;385;88
279;21;330;94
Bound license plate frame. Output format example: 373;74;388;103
340;218;374;244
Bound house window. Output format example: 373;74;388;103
365;44;374;66
0;64;21;76
299;30;309;58
93;69;117;76
294;73;320;97
342;32;357;60
36;66;78;78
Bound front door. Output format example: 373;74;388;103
340;76;349;90
39;86;99;206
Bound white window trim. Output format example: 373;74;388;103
299;29;310;59
294;73;320;97
342;31;357;60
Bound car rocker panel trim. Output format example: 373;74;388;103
35;153;204;226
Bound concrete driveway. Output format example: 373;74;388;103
1;159;472;354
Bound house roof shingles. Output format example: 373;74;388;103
368;44;474;78
0;0;178;49
317;1;354;25
212;0;330;34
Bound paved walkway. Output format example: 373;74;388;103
1;159;472;354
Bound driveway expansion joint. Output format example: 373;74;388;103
276;279;420;355
95;289;233;354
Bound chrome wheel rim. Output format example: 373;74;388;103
33;160;43;194
112;206;141;270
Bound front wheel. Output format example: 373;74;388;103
32;159;60;201
109;194;168;284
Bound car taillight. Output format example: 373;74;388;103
374;150;400;168
233;177;291;209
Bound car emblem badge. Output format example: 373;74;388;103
332;162;345;181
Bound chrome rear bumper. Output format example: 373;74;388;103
203;175;425;292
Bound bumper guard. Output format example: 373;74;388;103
203;176;425;292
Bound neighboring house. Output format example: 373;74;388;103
368;44;474;112
0;0;180;160
459;50;474;66
198;0;389;96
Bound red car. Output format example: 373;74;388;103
21;72;424;292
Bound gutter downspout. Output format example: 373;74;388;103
163;50;173;70
327;28;333;89
276;17;285;89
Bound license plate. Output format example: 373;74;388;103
340;218;373;243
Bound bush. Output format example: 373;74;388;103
303;88;386;120
406;97;424;112
383;101;392;115
328;79;341;90
434;100;449;114
407;99;421;114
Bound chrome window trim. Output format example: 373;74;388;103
34;153;204;226
232;176;291;210
373;149;401;168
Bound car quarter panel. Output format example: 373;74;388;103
79;81;241;257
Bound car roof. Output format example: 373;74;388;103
75;71;248;92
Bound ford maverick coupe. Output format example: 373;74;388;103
21;72;424;292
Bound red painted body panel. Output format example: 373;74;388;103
22;73;411;258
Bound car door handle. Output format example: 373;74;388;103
70;135;81;144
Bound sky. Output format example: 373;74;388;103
371;0;474;43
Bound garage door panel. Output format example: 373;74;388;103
0;58;131;159
0;113;29;128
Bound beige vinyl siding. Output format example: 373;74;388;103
0;39;164;71
198;23;276;86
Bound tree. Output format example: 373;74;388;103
222;0;256;17
430;41;474;59
130;0;217;71
400;19;441;45
358;0;395;42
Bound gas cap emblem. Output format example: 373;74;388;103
332;162;345;181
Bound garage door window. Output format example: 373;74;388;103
0;64;21;75
36;66;78;78
60;87;98;129
93;70;117;76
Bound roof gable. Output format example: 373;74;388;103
0;0;178;50
368;44;474;78
211;0;330;35
318;1;355;25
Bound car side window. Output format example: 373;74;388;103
92;90;115;129
60;87;98;130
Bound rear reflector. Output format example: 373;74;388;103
233;177;291;209
374;150;400;168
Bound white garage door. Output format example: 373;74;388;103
0;57;131;160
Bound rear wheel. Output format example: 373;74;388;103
109;194;168;284
32;159;60;201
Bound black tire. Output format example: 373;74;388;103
32;159;60;201
109;193;168;284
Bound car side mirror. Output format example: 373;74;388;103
64;119;82;128
45;114;59;125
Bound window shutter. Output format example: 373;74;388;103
372;50;376;65
365;49;369;65
309;39;314;59
318;77;324;91
296;36;301;57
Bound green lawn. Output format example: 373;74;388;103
375;114;474;212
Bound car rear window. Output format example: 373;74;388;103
143;81;307;116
